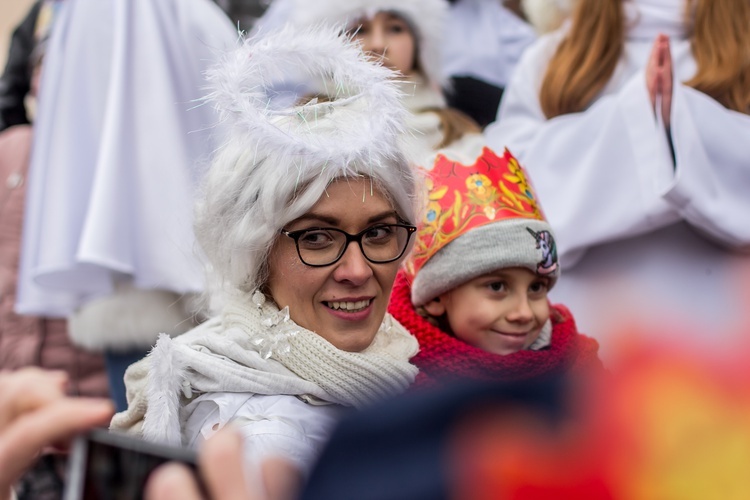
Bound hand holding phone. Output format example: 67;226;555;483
64;428;202;500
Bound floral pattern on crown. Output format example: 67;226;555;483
406;147;546;277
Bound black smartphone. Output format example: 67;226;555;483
63;427;202;500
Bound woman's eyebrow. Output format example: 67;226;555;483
291;210;398;227
366;210;399;224
292;214;339;226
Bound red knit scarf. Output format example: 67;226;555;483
388;273;603;388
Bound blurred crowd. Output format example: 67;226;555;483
1;0;748;499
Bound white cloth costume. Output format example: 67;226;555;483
442;0;536;89
256;0;535;89
16;0;236;318
110;293;419;477
484;0;750;361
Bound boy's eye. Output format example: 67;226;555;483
529;280;549;295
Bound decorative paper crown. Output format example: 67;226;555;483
409;146;560;306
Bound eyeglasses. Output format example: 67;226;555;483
281;223;417;267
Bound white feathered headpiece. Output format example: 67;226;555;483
289;0;449;89
195;24;419;294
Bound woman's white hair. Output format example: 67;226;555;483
195;24;421;294
289;0;449;89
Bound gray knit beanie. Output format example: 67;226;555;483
408;144;560;307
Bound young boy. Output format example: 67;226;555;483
389;145;602;386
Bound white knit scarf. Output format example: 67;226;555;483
221;292;420;406
110;292;419;445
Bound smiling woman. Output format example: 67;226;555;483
269;179;415;353
109;24;421;496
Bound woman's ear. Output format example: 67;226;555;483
422;295;446;316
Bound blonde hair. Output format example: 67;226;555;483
539;0;623;118
684;0;750;114
429;107;482;148
540;0;750;119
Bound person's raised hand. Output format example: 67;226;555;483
645;33;673;128
0;368;114;500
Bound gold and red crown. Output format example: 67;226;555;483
406;147;547;277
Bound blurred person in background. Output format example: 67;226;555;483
0;3;110;497
256;0;540;130
14;0;237;413
289;0;483;166
0;1;63;133
484;0;750;362
442;0;537;128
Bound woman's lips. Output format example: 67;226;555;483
323;298;375;321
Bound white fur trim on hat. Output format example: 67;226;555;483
289;0;449;89
196;24;419;295
68;287;200;351
411;218;560;307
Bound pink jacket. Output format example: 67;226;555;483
0;125;108;397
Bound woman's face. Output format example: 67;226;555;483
266;177;405;352
350;11;417;77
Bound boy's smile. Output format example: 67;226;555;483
424;267;551;356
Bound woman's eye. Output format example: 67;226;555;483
298;230;334;249
488;282;506;292
364;225;393;243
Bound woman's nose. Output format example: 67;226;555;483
332;242;373;285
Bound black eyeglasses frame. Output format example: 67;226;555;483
280;223;417;268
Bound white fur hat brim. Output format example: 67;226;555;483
289;0;449;89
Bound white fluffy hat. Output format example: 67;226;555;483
289;0;449;89
195;24;419;294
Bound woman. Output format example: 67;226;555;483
291;0;482;165
484;0;750;360
110;25;421;494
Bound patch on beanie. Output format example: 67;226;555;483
526;227;558;276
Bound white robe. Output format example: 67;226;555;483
484;4;750;362
441;0;536;89
16;0;236;317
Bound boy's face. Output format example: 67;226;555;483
424;268;550;355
